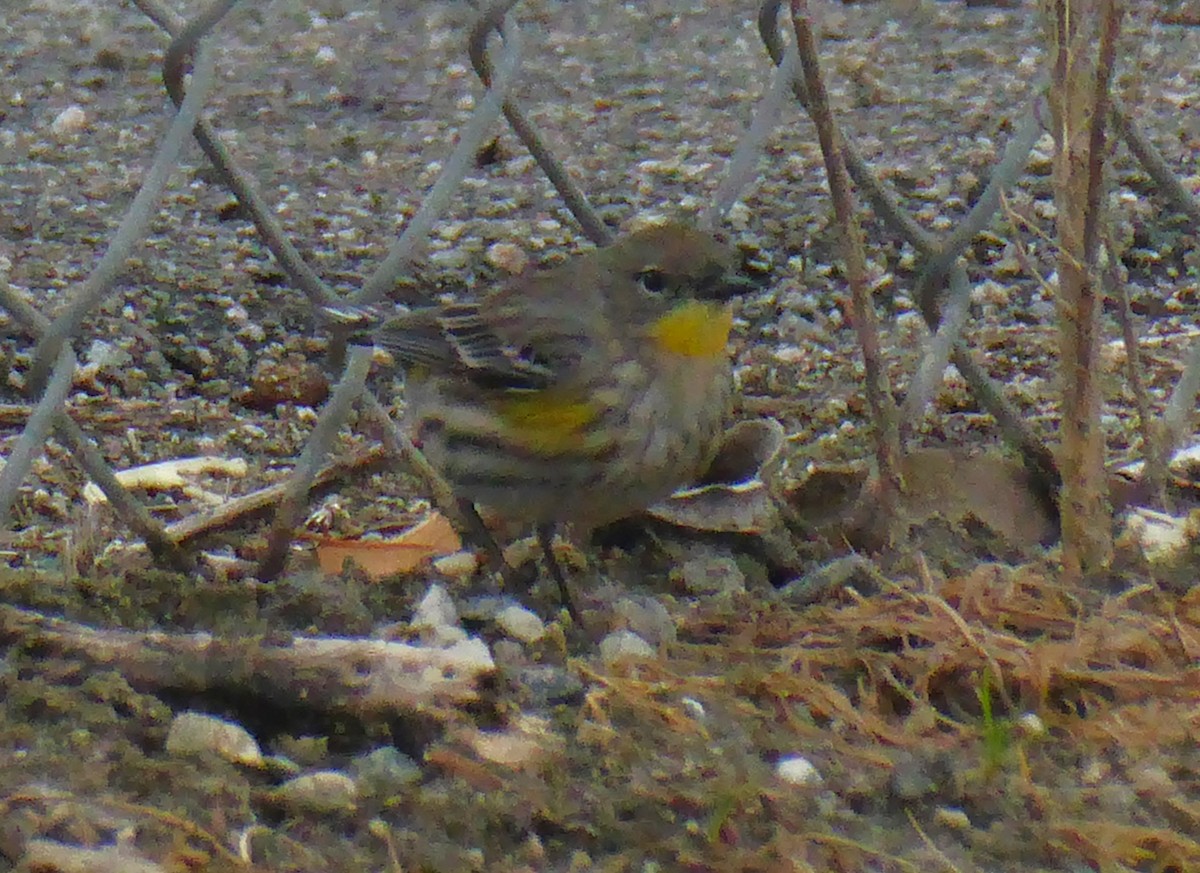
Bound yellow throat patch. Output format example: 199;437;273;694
647;300;734;358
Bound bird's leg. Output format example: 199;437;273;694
537;523;581;623
456;498;506;570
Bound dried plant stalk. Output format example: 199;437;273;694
790;0;901;513
1047;0;1122;579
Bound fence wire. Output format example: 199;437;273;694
1;0;1198;575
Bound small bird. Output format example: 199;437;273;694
344;221;754;613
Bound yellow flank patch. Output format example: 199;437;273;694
648;301;733;358
496;390;601;454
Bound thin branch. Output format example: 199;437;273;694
790;0;901;504
0;602;493;717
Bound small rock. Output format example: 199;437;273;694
674;551;745;596
469;728;543;767
612;596;676;647
598;630;655;664
20;840;165;873
166;711;262;767
496;604;546;643
1120;508;1190;564
270;770;358;814
439;636;496;674
51;105;87;136
413;583;459;630
239;357;330;410
516;665;584;706
428;249;469;270
350;747;421;800
934;807;971;830
436;221;469;242
433;549;480;579
775;755;823;786
1017;712;1046;737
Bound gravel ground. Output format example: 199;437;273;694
1;0;1199;871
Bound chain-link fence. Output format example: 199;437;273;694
4;0;1197;572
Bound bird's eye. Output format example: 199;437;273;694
637;268;667;294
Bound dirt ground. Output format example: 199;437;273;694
1;0;1198;870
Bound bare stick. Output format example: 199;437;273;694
1049;0;1121;579
0;603;492;717
790;0;901;507
1104;233;1167;509
164;446;388;545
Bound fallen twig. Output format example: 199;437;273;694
0;602;493;717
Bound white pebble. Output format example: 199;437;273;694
412;583;459;630
1018;712;1046;737
51;105;87;136
432;549;480;579
775;755;822;786
495;604;546;644
598;630;655;664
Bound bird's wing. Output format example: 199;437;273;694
372;302;559;390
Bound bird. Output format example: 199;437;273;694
338;220;754;615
